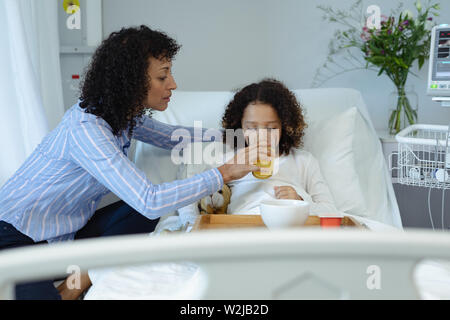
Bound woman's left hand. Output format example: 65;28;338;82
274;186;303;200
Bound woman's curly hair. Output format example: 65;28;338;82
221;79;307;156
79;25;181;137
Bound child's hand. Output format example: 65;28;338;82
274;186;303;200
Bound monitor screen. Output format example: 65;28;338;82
432;28;450;81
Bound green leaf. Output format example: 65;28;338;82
418;55;425;69
393;57;408;69
370;56;386;65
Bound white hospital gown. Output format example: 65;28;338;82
227;149;339;215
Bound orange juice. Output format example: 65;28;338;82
252;159;273;179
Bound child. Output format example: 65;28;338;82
221;78;338;216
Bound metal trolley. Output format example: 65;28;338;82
392;124;450;189
391;124;450;229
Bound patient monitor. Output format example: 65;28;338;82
427;25;450;107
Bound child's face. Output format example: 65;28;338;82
241;102;282;150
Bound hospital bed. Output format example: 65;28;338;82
1;88;449;299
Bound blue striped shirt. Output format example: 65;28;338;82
0;103;223;243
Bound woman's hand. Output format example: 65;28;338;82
217;143;269;184
274;186;303;200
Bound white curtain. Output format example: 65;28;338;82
0;0;64;187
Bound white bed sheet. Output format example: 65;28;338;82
84;260;207;300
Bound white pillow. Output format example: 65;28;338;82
352;108;398;225
302;107;368;216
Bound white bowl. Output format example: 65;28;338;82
259;199;310;229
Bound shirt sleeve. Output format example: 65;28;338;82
69;119;223;220
304;154;340;215
132;116;223;149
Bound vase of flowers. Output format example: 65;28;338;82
314;0;440;134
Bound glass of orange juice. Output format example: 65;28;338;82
252;159;273;179
252;144;274;179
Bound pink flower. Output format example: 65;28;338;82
361;26;371;41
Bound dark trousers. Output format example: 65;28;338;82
0;200;160;300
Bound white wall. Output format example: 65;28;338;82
102;0;450;130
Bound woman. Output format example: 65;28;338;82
0;25;260;300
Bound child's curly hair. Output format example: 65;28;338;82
79;25;181;137
221;78;307;156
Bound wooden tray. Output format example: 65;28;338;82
191;214;366;231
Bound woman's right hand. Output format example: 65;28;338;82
217;143;270;183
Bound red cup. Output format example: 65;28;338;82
320;216;343;228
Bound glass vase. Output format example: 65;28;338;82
388;85;418;135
